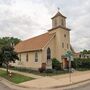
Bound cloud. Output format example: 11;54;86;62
0;0;90;51
69;0;90;51
0;0;49;39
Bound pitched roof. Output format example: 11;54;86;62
15;33;55;53
51;11;66;19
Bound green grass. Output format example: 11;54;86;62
0;70;34;84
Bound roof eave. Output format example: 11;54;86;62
48;25;71;32
16;49;42;53
51;12;67;19
51;15;67;19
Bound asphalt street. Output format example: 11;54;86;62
0;82;14;90
65;83;90;90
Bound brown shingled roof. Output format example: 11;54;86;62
15;33;55;53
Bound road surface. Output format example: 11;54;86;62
66;82;90;90
0;82;14;90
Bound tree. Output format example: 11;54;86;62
87;50;90;54
80;50;90;54
0;46;19;74
0;37;21;49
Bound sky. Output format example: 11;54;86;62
0;0;90;52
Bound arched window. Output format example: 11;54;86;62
62;42;64;48
35;52;38;62
47;48;51;60
67;44;68;49
26;53;28;62
19;54;21;61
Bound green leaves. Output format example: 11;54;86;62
0;45;19;74
52;58;61;70
80;50;90;54
74;58;90;69
0;37;21;49
0;45;19;64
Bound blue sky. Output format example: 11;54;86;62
0;0;90;52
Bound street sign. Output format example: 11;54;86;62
65;51;72;58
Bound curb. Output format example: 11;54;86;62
0;77;29;89
0;76;90;89
50;79;90;89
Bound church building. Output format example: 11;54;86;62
12;10;72;70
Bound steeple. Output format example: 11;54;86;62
51;9;66;29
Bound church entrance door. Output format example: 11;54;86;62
63;58;69;69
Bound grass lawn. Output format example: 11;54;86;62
0;70;34;84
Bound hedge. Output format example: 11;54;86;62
74;58;90;69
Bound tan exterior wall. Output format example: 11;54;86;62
49;27;70;63
11;51;42;70
42;36;56;68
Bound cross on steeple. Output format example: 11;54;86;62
57;7;60;12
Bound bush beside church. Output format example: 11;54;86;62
74;58;90;70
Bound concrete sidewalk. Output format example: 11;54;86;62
0;68;90;89
19;71;90;88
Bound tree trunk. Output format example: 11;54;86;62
6;63;9;75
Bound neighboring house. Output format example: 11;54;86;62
80;54;90;59
11;10;73;70
74;52;90;59
74;53;81;58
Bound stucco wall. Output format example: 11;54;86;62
11;51;42;70
42;36;56;64
49;27;70;63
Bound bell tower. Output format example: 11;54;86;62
48;9;70;64
51;9;66;29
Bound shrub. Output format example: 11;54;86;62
0;63;2;67
52;58;61;70
71;61;76;69
45;69;53;73
38;68;45;73
74;58;90;69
